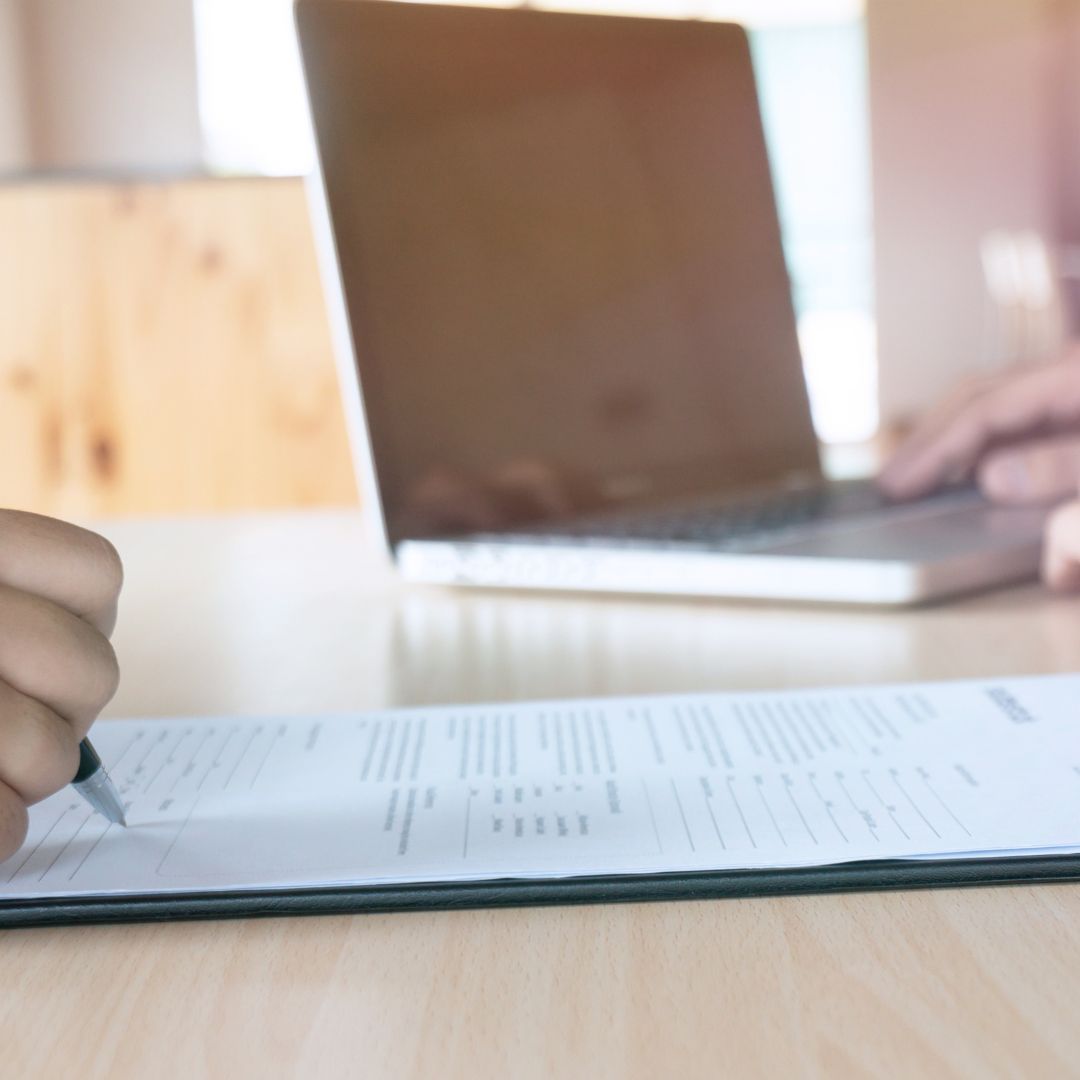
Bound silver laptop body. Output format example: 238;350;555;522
297;0;1046;606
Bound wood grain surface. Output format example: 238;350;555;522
0;178;357;517
4;511;1080;1079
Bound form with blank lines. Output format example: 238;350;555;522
4;675;1080;901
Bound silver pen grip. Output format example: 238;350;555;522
72;739;127;826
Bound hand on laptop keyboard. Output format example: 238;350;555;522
880;353;1080;505
880;350;1080;588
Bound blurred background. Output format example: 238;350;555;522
2;0;1079;518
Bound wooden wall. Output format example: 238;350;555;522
0;177;359;518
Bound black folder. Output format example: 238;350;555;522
5;854;1080;929
11;673;1080;929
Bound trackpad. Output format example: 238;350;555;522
760;505;1047;561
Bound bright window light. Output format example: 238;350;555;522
752;18;876;443
799;310;879;444
193;0;315;176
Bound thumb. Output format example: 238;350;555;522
1043;499;1080;590
977;436;1080;504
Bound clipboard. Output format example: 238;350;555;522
7;675;1080;928
5;854;1080;929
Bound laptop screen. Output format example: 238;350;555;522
298;1;820;541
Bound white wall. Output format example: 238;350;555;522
0;0;29;172
24;0;203;171
868;0;1067;426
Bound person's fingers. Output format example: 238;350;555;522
0;584;119;731
880;362;1080;499
0;778;28;863
0;677;80;804
878;372;1010;496
977;436;1080;505
1042;500;1080;590
0;510;123;635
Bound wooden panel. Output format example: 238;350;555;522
0;176;359;516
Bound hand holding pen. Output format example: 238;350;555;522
0;510;126;860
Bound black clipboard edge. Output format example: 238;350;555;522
4;854;1080;928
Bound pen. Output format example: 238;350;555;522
72;738;127;826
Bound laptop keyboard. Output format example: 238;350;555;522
548;488;836;545
478;482;972;551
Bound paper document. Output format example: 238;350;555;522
4;675;1080;900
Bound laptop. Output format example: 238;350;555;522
295;0;1047;605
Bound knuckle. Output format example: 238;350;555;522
1;592;121;728
44;607;121;718
0;787;28;863
85;531;124;603
21;591;78;659
93;637;121;708
1;704;79;803
75;631;120;719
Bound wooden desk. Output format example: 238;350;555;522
6;510;1080;1078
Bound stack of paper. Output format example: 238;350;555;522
4;675;1080;901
